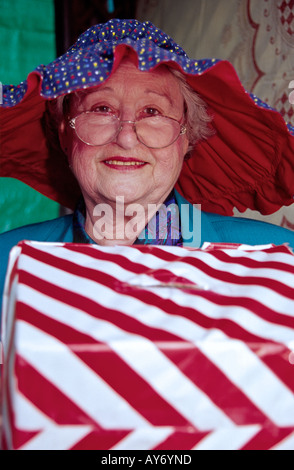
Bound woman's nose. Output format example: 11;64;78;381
115;121;139;149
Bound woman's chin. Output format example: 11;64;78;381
91;187;149;207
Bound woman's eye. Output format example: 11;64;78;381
92;105;113;113
143;107;160;116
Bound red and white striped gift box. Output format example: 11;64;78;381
1;241;294;450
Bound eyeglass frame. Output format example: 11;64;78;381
68;111;187;149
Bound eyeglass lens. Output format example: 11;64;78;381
73;114;182;148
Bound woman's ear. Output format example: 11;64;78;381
58;120;68;154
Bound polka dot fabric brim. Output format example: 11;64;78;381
2;19;220;105
1;18;294;214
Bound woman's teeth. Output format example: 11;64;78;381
105;160;145;166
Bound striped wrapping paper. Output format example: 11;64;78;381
1;240;294;450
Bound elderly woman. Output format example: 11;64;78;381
1;19;294;308
46;54;212;246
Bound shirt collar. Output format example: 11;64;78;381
73;191;183;246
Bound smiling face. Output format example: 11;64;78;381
59;59;189;213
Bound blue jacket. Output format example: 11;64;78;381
1;191;294;327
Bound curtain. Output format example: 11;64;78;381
0;0;59;233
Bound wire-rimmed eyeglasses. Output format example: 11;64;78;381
68;112;187;149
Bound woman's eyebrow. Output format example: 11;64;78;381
80;86;174;108
144;89;173;105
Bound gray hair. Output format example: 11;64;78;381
168;67;214;155
45;66;214;157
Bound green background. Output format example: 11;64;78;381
0;0;60;234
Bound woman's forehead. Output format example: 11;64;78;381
68;63;183;115
76;61;181;99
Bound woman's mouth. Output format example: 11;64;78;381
103;157;147;169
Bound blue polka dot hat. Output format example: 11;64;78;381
1;18;294;214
